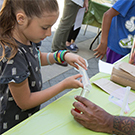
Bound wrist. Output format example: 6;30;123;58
104;114;114;134
63;50;70;61
60;79;67;90
53;50;70;63
100;39;107;45
47;53;52;65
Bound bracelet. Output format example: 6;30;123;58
37;49;41;67
53;50;69;63
47;53;52;65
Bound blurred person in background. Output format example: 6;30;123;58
51;0;88;66
94;0;135;64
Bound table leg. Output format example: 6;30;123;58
83;25;88;35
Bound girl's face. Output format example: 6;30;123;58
14;11;59;45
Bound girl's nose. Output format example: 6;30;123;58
46;27;51;37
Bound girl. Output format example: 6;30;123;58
0;0;87;133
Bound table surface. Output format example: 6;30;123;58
3;55;135;135
92;0;111;4
83;0;112;28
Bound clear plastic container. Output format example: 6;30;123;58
74;66;91;113
79;66;92;98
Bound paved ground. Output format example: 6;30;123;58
39;24;106;109
39;1;106;109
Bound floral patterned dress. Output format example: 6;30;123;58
0;41;42;134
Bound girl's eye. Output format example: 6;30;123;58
42;27;48;30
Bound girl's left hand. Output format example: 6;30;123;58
64;52;87;70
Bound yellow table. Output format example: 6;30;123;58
3;55;135;135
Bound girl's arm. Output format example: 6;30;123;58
40;51;87;70
39;50;56;66
8;74;83;110
100;7;119;47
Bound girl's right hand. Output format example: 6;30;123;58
62;74;83;90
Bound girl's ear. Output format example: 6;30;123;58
16;12;26;25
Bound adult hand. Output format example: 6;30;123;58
71;96;113;133
64;52;87;70
93;42;107;60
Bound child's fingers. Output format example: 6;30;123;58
74;74;82;79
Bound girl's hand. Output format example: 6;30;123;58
62;74;83;90
64;53;87;70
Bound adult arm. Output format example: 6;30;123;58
71;96;135;134
93;7;119;59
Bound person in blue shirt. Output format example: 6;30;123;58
94;0;135;64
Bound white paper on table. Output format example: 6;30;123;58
93;78;135;104
74;7;85;30
98;60;114;74
71;0;84;7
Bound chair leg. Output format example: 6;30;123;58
97;28;100;44
89;29;102;50
83;25;88;35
